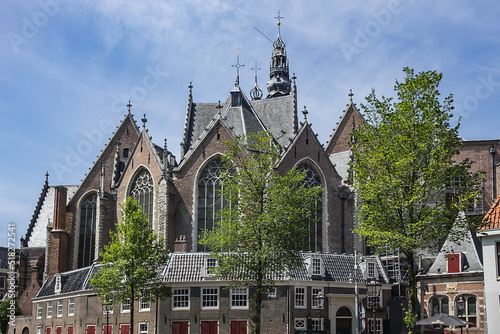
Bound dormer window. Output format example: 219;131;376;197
54;274;62;294
367;262;376;279
205;258;217;276
309;256;324;277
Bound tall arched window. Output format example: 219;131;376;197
78;193;97;268
457;295;477;327
197;157;225;252
130;169;154;228
298;162;323;252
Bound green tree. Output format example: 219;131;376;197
350;68;483;333
0;299;20;334
200;131;322;334
90;197;171;334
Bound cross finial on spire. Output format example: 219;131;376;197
45;171;49;183
302;106;308;121
251;60;261;84
216;100;223;115
348;89;354;103
141;114;147;129
232;50;245;86
275;9;284;34
164;138;168;151
127;100;132;113
188;82;193;92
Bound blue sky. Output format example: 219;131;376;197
1;1;500;246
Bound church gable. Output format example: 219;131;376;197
325;102;365;155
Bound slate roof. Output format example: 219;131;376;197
423;213;483;276
26;185;78;248
37;266;93;298
482;195;500;230
182;89;297;156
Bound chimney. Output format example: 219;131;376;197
174;235;187;253
53;186;67;230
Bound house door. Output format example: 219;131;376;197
230;321;247;334
201;321;218;334
172;321;189;334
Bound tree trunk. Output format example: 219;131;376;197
254;292;263;334
130;285;135;334
406;251;417;334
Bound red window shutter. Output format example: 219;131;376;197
172;322;180;334
240;321;247;334
46;328;51;334
86;325;96;334
103;325;113;334
56;327;62;334
447;254;460;273
209;321;218;334
181;322;189;334
120;325;130;334
67;326;73;334
201;322;209;334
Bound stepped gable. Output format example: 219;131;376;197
25;183;78;248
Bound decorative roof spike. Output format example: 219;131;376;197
349;89;354;103
127;100;132;114
45;171;49;183
231;50;245;86
302;106;308;122
188;82;193;93
216;100;223;115
141;114;148;129
250;60;263;100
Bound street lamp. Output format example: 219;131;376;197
314;291;326;331
457;297;465;334
366;280;382;334
102;299;113;334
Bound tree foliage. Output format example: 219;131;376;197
90;197;171;334
350;68;483;333
0;299;19;334
200;131;323;334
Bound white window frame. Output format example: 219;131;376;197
37;326;41;334
46;301;52;318
139;297;150;312
231;288;248;309
367;262;376;279
268;287;277;298
57;299;63;317
368;319;383;334
121;299;131;313
36;302;43;319
201;287;219;309
205;258;217;276
54;274;61;294
312;258;322;275
294;318;306;330
312;287;323;309
68;298;75;316
295;287;306;309
138;322;148;334
311;318;323;330
367;289;382;309
172;288;190;309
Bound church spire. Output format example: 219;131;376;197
266;9;291;98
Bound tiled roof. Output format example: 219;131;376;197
482;195;500;230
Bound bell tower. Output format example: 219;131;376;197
266;10;292;98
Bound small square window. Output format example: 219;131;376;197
121;299;131;313
139;322;148;334
140;297;150;311
103;303;114;315
295;318;306;330
312;288;323;309
202;288;218;308
123;148;129;158
206;258;217;276
173;288;190;309
231;288;248;308
268;288;277;298
368;262;376;278
312;258;322;275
